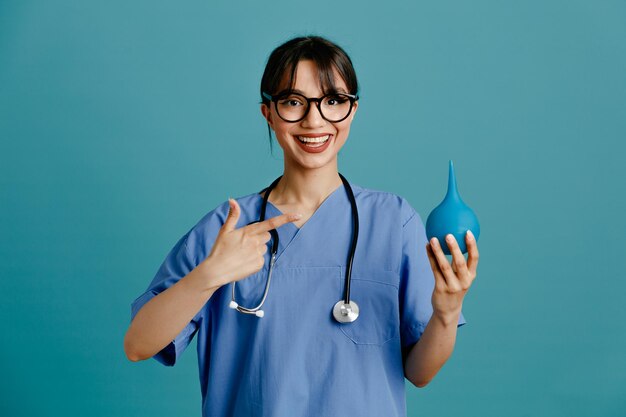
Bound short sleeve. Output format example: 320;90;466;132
130;232;204;367
399;209;467;358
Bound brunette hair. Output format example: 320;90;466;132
260;35;359;144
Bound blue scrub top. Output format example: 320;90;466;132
130;183;466;417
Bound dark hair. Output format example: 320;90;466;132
260;35;359;144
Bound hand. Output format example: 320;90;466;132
426;231;479;325
201;198;301;289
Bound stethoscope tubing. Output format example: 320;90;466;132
230;173;359;321
342;174;359;305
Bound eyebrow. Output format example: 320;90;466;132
287;88;349;95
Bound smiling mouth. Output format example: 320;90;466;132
296;135;331;148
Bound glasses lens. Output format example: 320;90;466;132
276;93;308;122
275;93;353;122
320;94;353;122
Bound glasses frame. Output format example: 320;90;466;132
262;91;359;123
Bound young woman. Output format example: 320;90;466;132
124;35;479;417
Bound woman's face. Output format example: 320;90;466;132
261;59;358;172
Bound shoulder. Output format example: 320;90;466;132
350;183;420;227
192;190;262;230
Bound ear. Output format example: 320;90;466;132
260;103;274;129
348;100;358;122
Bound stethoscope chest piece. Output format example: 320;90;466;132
333;300;359;323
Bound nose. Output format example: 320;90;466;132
301;101;326;128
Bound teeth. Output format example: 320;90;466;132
297;135;330;143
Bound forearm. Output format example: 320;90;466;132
123;260;219;362
403;310;460;387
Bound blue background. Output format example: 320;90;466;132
1;0;625;416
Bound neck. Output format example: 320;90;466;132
270;159;343;208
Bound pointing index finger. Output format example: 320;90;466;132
247;213;302;234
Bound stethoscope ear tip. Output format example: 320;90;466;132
229;301;239;309
255;310;265;318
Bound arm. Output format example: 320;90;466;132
123;261;218;362
403;310;461;387
124;198;301;362
404;230;479;388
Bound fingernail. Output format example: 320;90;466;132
431;237;439;246
466;230;474;240
291;213;302;220
446;234;454;243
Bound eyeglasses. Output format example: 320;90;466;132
262;91;358;123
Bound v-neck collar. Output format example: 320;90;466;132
257;183;346;264
265;183;344;230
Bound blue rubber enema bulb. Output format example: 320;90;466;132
425;160;480;255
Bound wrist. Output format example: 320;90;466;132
432;309;461;327
193;257;224;293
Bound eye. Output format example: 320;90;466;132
324;95;349;106
278;95;305;107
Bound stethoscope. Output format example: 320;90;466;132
228;173;360;324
